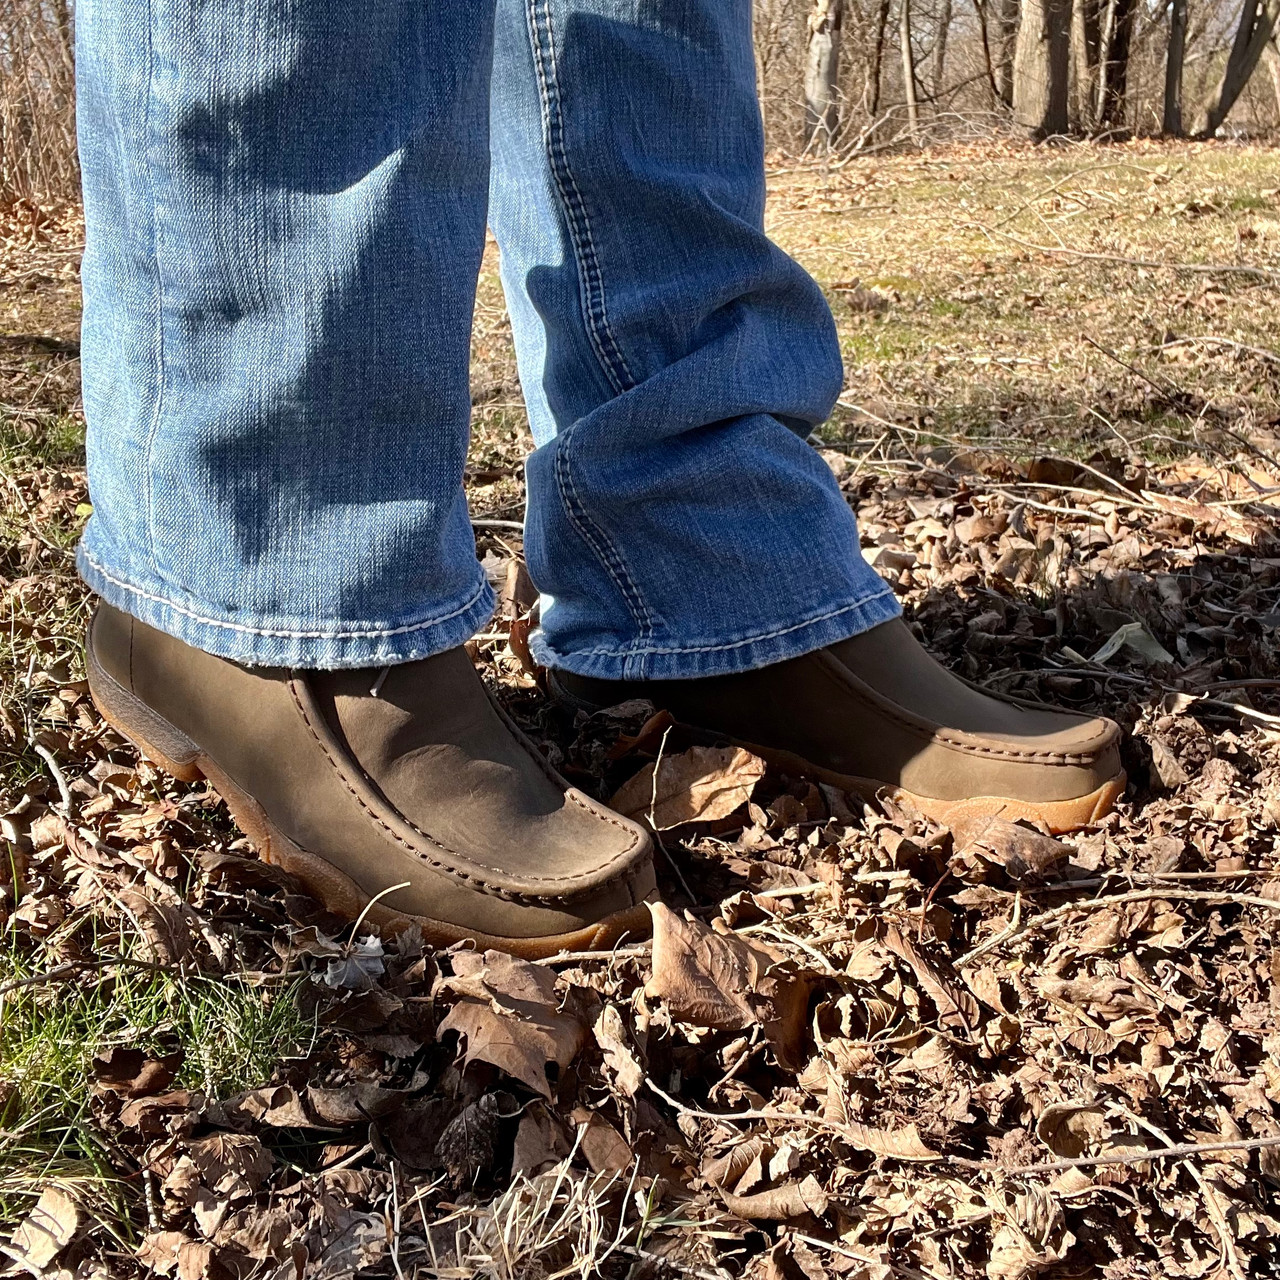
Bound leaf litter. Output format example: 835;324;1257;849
6;160;1280;1278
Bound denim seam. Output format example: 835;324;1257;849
559;587;898;658
552;426;655;655
140;0;168;569
525;0;636;395
82;549;491;641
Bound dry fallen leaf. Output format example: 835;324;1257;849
569;1106;633;1173
610;745;766;830
213;1084;318;1130
844;1119;938;1162
306;1081;408;1126
179;1132;273;1199
437;950;588;1099
718;1173;829;1221
880;922;981;1036
950;816;1069;882
511;1104;571;1178
91;1045;184;1097
135;1231;220;1279
1035;1101;1108;1158
2;1185;80;1270
646;902;811;1068
593;1002;644;1098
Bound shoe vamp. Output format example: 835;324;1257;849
829;623;1108;750
329;678;632;886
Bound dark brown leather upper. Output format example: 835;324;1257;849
90;604;655;939
556;618;1122;804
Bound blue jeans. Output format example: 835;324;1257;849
75;0;900;677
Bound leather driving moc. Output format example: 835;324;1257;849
553;618;1126;834
87;604;656;957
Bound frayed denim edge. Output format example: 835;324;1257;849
78;546;496;670
531;583;902;681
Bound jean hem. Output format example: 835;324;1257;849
78;546;496;670
531;584;902;680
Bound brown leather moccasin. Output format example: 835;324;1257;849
553;617;1126;834
87;603;656;956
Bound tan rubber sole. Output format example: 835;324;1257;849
731;738;1126;835
87;656;652;960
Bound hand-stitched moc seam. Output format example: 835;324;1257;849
481;685;642;853
289;682;642;901
813;657;1114;764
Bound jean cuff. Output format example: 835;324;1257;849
77;546;496;670
531;582;902;680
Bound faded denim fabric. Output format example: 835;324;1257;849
76;0;901;675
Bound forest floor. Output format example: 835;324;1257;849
3;137;1280;1280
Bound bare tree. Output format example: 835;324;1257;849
901;0;921;135
1013;0;1073;134
1193;0;1280;135
933;0;954;95
805;0;846;145
1071;0;1102;130
1163;0;1189;133
1095;0;1137;128
997;0;1021;104
868;0;895;114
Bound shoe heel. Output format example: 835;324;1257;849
86;643;205;784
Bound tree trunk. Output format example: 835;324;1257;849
1265;38;1280;121
933;0;953;97
973;0;1005;105
1193;0;1280;137
1163;0;1189;134
869;0;894;115
805;0;845;147
1071;0;1102;131
996;0;1021;105
900;0;920;137
1095;0;1136;130
1013;0;1072;136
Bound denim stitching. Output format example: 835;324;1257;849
526;0;636;393
140;0;168;567
82;550;492;641
524;0;653;672
552;426;655;651
558;589;898;657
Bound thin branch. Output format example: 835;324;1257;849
970;223;1280;282
958;887;1280;967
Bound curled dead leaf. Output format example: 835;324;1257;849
92;1045;184;1098
437;950;588;1099
610;745;766;830
2;1185;80;1271
718;1173;829;1221
1035;1101;1107;1158
646;902;811;1069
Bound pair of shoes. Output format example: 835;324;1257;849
87;606;1124;953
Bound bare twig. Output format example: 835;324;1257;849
958;887;1280;967
971;223;1280;282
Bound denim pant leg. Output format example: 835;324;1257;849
75;0;496;668
489;0;900;681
